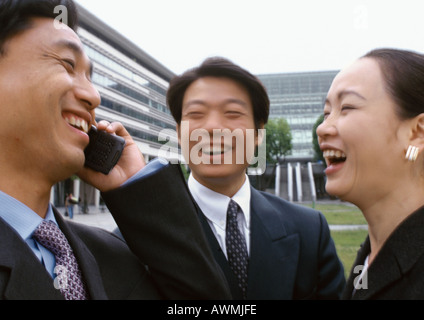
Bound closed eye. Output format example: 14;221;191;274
62;59;75;71
226;111;244;117
341;105;355;112
323;108;331;119
185;112;204;118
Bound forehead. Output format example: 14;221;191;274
184;77;250;101
6;17;84;57
30;17;80;43
328;58;386;100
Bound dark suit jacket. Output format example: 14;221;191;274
342;206;424;300
0;163;231;300
197;187;346;299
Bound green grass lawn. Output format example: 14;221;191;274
330;229;368;279
301;201;368;279
302;202;367;225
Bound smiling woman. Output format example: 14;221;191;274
317;48;424;299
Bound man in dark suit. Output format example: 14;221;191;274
0;0;230;300
166;57;346;299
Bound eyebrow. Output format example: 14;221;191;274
338;90;366;101
325;90;366;106
53;39;94;76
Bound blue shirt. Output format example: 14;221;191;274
0;158;167;278
0;191;57;277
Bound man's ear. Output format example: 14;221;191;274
176;123;181;146
256;122;265;146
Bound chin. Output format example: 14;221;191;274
325;182;345;198
326;183;356;203
198;168;231;180
66;153;86;173
193;164;239;181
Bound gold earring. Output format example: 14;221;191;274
405;145;419;162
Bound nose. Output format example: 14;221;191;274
74;76;101;111
316;115;337;139
203;111;225;133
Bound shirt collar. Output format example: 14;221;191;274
188;173;251;230
0;190;58;241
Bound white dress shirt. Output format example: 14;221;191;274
188;173;251;258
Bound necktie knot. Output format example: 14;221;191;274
227;200;239;223
33;220;89;300
33;220;72;258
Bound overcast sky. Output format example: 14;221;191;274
76;0;424;76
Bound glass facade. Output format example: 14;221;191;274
51;4;180;210
76;26;179;160
258;71;338;160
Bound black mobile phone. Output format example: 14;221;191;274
84;125;126;174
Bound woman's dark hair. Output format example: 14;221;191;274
167;57;270;129
363;48;424;119
0;0;78;55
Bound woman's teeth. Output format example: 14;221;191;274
323;150;346;161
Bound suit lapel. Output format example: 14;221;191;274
197;187;301;299
345;236;400;300
0;217;64;300
53;209;108;300
0;212;109;300
348;207;424;299
197;209;243;299
247;188;300;299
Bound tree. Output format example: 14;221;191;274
312;114;325;163
258;118;292;191
265;117;292;164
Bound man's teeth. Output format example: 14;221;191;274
323;150;346;159
202;146;231;155
65;116;89;133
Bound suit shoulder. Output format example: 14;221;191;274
65;221;147;271
66;221;129;252
63;221;157;299
255;189;323;218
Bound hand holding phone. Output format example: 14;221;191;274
84;125;126;175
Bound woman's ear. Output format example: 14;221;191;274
409;114;424;150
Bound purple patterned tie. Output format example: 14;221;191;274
226;200;248;299
33;220;89;300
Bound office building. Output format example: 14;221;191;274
51;4;179;211
258;71;338;161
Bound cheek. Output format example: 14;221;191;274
345;128;401;192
